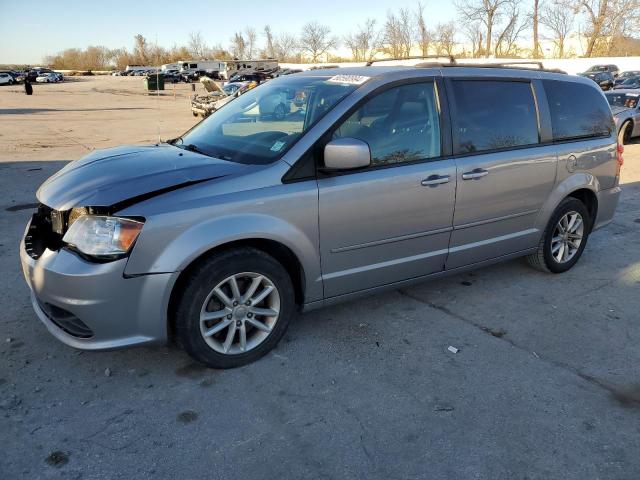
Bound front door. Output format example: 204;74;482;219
317;81;456;298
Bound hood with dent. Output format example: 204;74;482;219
37;144;247;211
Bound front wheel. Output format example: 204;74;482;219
527;197;591;273
175;248;295;368
619;121;632;145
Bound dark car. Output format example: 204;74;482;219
614;70;640;86
583;64;620;78
613;76;640;90
580;71;615;91
0;70;23;82
228;73;268;83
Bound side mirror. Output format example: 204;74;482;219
323;138;371;171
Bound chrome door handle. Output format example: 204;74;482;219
421;175;450;186
462;168;489;180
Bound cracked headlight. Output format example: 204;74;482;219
63;215;144;258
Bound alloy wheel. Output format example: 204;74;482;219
199;272;280;355
551;211;584;263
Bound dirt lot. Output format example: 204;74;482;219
1;76;640;479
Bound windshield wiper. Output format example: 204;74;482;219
183;143;211;156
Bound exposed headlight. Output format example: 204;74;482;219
62;215;144;257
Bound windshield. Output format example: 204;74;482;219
588;66;607;72
606;93;639;109
179;76;359;164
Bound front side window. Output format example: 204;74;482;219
179;76;358;164
544;80;614;141
332;82;441;166
450;80;539;154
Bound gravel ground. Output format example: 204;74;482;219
1;77;640;479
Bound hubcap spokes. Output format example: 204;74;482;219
200;272;280;355
551;211;584;264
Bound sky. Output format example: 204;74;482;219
0;0;457;64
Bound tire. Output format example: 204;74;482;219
527;197;591;273
618;121;632;145
175;248;295;368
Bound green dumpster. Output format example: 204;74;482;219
145;74;165;91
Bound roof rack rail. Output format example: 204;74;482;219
365;55;456;67
421;60;566;74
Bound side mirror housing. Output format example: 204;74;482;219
323;138;371;171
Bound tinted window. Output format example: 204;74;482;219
543;80;614;141
332;82;441;166
450;80;539;154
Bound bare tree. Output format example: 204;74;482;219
188;31;206;58
540;1;574;57
494;0;530;56
245;27;257;59
299;21;338;62
230;31;246;59
382;8;414;58
415;2;432;56
462;21;485;57
274;33;299;62
568;0;639;57
344;19;382;61
531;0;542;57
263;25;276;58
455;0;512;57
133;34;149;64
434;22;458;55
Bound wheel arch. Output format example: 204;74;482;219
166;238;307;341
535;173;600;237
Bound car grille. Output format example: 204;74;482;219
38;301;94;338
24;205;65;260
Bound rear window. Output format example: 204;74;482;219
450;80;539;154
543;80;614;141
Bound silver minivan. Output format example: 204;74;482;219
20;65;622;368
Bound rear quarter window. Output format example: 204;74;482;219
543;79;614;141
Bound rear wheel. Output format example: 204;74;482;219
527;197;591;273
175;248;295;368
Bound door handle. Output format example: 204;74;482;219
421;175;450;186
462;168;489;180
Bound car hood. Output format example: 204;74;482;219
37;144;247;211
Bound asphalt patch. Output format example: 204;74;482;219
610;384;640;408
45;450;69;467
177;410;198;423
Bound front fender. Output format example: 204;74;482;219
533;172;600;236
125;213;323;303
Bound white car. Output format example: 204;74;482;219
0;73;14;85
36;72;59;83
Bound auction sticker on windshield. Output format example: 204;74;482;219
327;75;370;85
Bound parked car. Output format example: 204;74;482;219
0;72;14;85
580;71;615;90
583;64;620;78
0;70;22;83
20;66;621;368
35;72;60;83
228;72;268;83
606;90;640;144
190;78;250;118
613;76;640;90
614;70;640;86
